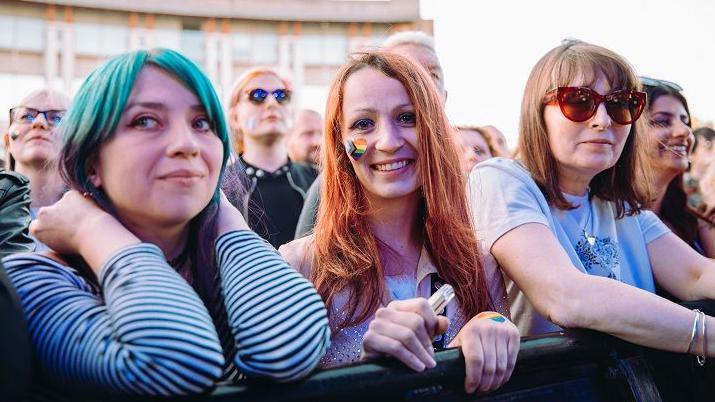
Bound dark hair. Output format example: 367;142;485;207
693;127;715;152
643;83;699;244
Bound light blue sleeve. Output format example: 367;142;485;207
468;159;551;250
636;210;671;244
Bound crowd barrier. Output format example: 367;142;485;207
196;300;715;402
5;288;713;402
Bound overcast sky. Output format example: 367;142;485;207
421;0;715;149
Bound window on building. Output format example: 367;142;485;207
74;22;128;56
181;22;204;61
153;29;181;50
0;16;45;52
231;32;252;60
252;33;277;64
0;16;13;50
299;34;347;65
16;17;44;51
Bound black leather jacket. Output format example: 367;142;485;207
0;170;34;258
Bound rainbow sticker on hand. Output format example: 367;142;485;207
476;311;507;323
345;138;367;160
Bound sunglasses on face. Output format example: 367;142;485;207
9;107;66;128
544;87;646;125
246;88;291;105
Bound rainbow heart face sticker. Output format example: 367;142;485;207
345;138;368;159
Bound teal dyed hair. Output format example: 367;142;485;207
60;48;231;208
60;49;235;305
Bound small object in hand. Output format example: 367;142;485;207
429;283;455;315
475;311;507;323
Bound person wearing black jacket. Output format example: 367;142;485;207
0;259;32;401
225;67;317;248
0;169;34;258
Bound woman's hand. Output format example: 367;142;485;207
30;190;140;274
448;312;520;394
31;190;114;254
361;298;450;371
217;190;250;235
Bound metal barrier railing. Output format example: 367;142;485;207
200;300;715;402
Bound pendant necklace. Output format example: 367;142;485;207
581;194;617;278
583;195;597;247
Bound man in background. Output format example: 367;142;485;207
287;109;323;166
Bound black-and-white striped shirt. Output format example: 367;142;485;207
2;230;330;396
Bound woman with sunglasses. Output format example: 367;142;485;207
280;51;519;394
641;79;714;259
224;67;318;248
469;40;715;358
2;49;329;397
3;89;70;251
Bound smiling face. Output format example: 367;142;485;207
5;91;68;169
645;94;693;178
232;73;291;142
341;67;420;202
90;66;224;231
543;76;632;193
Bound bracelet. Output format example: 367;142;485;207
696;310;707;366
687;310;699;354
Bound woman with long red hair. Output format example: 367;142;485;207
280;51;519;394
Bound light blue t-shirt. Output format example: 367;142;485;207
468;158;671;334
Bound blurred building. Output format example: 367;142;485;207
0;0;431;133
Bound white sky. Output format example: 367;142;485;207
421;0;715;149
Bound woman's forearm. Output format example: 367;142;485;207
4;246;225;395
559;274;702;354
216;230;330;381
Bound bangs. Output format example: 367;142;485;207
551;46;640;91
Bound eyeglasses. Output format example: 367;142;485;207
246;88;291;105
639;76;683;92
544;87;646;125
9;107;66;127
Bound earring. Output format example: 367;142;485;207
345;138;367;160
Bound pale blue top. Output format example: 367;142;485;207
469;158;671;334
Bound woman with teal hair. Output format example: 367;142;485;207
2;48;330;397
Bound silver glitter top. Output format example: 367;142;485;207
318;248;468;368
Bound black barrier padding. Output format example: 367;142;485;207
15;300;715;401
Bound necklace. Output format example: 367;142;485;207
577;194;619;280
582;194;597;247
